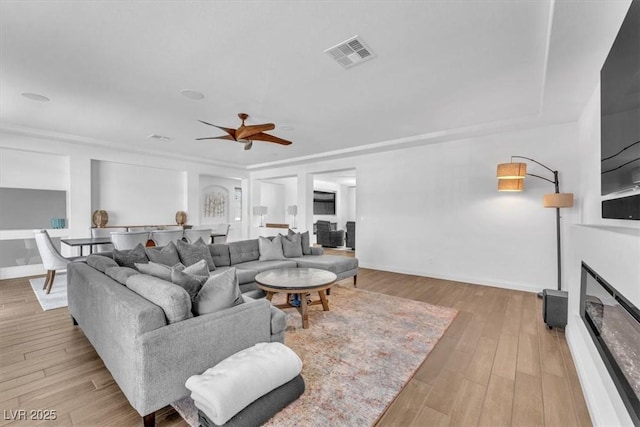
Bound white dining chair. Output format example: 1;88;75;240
150;229;184;247
213;224;230;243
183;228;213;244
34;230;85;294
110;231;150;250
91;227;126;252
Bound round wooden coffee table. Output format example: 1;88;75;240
255;268;337;329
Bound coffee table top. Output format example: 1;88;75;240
255;268;337;291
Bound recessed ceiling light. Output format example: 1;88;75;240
147;134;174;142
279;125;294;131
21;92;50;102
180;89;204;100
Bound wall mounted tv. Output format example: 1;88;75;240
313;191;336;215
600;0;640;220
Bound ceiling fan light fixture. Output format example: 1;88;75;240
180;89;204;100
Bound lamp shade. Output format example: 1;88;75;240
543;193;574;208
498;179;524;191
497;162;527;179
287;205;298;215
252;206;268;215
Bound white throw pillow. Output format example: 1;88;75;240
258;235;284;261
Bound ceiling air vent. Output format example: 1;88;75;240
147;134;173;142
324;35;375;69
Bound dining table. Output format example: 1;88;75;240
61;236;113;256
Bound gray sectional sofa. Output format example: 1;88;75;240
67;236;358;426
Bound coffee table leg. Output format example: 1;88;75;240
300;293;309;329
265;292;274;302
318;290;330;311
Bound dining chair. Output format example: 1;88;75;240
33;230;86;294
183;228;213;244
213;223;230;243
150;229;184;247
91;227;126;252
110;231;150;250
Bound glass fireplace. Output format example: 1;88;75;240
580;262;640;424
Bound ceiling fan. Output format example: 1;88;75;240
196;113;292;151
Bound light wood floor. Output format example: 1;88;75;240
1;251;591;426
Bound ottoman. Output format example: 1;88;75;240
186;342;304;426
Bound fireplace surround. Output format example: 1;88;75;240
580;261;640;424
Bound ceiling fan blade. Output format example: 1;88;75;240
250;132;292;146
198;120;237;139
195;135;235;141
244;141;253;151
236;123;275;140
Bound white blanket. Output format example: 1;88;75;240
185;342;302;426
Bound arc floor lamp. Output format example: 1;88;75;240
497;156;574;296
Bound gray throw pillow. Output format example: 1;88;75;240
281;233;303;258
126;274;193;324
176;238;216;271
171;263;208;300
288;229;311;255
135;261;173;282
192;267;243;316
258;235;284;261
183;259;210;276
87;254;118;272
113;243;148;268
104;266;140;285
145;241;181;267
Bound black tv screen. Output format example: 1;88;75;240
600;0;640;203
313;191;336;215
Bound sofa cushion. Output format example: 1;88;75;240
209;243;231;267
292;255;359;275
216;266;258;285
234;260;298;273
258;235;284;261
145;241;181;267
192;267;244;316
135;261;173;282
171;263;208;300
288;229;311;255
87;254;118;272
104;266;140;285
126;274;193;324
176;238;216;271
113;243;149;268
229;239;260;265
281;233;303;258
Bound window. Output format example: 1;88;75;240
234;187;242;221
313;191;336;215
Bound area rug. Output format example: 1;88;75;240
173;285;458;426
29;274;68;311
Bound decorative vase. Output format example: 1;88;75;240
92;210;109;228
175;211;187;226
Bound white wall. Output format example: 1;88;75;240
92;160;186;226
252;121;581;293
348;186;356;222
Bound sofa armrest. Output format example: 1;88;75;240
310;246;324;255
242;295;286;341
131;298;274;416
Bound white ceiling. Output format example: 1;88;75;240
0;1;631;169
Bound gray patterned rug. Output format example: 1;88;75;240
173;285;458;426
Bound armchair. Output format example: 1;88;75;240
346;221;356;250
316;220;344;248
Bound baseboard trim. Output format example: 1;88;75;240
358;262;543;294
